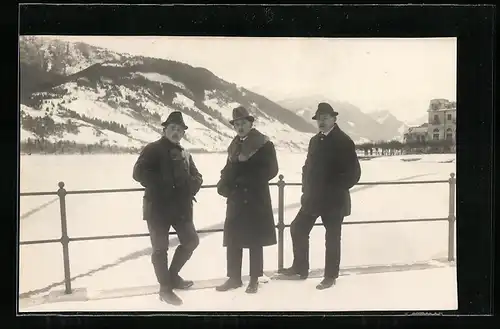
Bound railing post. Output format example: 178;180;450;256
277;174;285;271
57;181;72;294
447;173;456;262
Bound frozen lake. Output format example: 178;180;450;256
18;152;457;305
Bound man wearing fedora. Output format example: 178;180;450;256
132;111;203;305
215;106;278;294
279;102;361;290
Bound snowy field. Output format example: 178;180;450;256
18;152;457;311
21;267;457;312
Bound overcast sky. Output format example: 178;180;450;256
45;36;456;122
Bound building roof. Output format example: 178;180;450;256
428;107;457;112
406;126;428;134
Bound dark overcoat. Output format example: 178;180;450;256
132;137;203;227
301;124;361;217
216;139;279;248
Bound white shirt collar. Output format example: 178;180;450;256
321;125;335;136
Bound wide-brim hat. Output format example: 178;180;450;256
312;102;339;120
161;111;188;130
229;106;255;125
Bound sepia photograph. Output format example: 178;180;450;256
18;35;457;312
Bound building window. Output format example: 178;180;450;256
433;128;440;140
446;128;453;140
447;114;452;120
432;114;440;124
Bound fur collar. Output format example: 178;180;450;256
227;128;269;162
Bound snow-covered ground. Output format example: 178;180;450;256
21;266;457;312
18;152;457;311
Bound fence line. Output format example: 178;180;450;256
19;173;456;295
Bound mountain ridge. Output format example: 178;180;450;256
20;36;317;153
277;96;408;143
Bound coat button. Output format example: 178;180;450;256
244;200;248;204
244;188;248;192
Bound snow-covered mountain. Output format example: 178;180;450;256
367;110;409;142
19;36;317;153
406;114;429;127
277;95;407;143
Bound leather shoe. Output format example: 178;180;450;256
245;278;259;294
159;287;183;306
216;278;243;292
316;277;336;290
171;274;194;290
278;266;309;280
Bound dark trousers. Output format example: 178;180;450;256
147;219;199;287
290;208;344;278
226;246;264;280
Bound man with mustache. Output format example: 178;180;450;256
132;111;203;305
279;102;361;290
215;106;278;294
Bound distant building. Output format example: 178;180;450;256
403;99;456;152
426;99;456;143
404;123;429;143
404;99;456;143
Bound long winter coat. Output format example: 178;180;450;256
132;137;203;227
301;124;361;217
216;131;279;248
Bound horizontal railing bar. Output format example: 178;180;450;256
190;228;225;234
285;180;447;186
19;217;449;245
279;218;448;228
337;217;447;225
20;191;59;197
20;238;61;245
68;227;228;242
19;179;449;196
69;233;150;242
200;184;218;189
65;188;144;195
350;180;448;185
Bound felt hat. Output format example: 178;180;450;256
161;111;188;129
229;106;255;125
312;102;339;120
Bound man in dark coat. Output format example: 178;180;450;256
215;106;278;294
279;102;361;290
132;111;203;306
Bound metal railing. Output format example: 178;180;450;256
19;173;456;295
